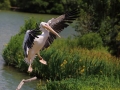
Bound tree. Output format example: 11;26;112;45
0;0;10;10
74;0;120;57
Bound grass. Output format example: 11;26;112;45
37;76;120;90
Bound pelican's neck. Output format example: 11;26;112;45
41;29;49;37
40;22;49;38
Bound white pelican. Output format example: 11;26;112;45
23;9;79;72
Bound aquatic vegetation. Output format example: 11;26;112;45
2;17;120;90
3;33;120;80
40;76;120;90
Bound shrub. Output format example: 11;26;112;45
19;17;39;35
0;0;10;10
78;33;103;49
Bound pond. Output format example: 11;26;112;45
0;10;76;90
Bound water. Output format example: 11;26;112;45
0;10;76;90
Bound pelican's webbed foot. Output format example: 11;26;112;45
28;65;33;73
39;58;47;65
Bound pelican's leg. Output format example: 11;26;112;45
37;53;47;65
28;59;33;72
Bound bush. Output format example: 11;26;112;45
19;17;39;35
0;0;10;10
78;33;103;49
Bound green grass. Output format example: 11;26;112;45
37;76;120;90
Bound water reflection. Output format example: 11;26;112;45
0;56;38;90
2;65;38;90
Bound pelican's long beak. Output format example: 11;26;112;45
43;24;61;38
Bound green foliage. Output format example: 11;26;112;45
39;77;120;90
10;0;17;6
33;38;120;80
8;0;79;14
78;33;103;49
74;0;120;57
0;0;11;10
2;33;27;70
74;8;94;35
19;17;40;35
99;17;112;44
50;3;64;14
0;0;80;14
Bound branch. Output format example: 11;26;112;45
16;76;37;90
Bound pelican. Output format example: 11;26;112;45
23;9;79;72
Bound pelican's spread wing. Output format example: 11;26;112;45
42;9;80;50
23;30;40;57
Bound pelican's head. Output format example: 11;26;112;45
39;22;61;38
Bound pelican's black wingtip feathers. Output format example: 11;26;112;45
23;29;41;57
42;8;80;50
65;8;80;21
